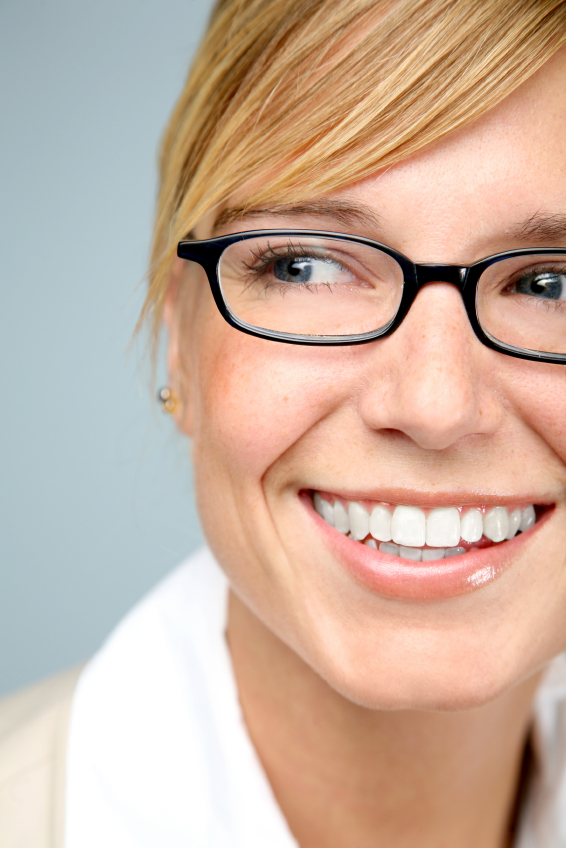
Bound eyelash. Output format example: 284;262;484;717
243;242;324;274
239;242;337;295
505;263;566;289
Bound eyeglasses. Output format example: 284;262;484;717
177;229;566;364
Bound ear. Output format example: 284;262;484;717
163;256;195;436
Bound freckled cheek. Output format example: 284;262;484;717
193;327;339;478
507;370;566;465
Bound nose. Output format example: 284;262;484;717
359;283;503;451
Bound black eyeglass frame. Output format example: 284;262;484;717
177;229;566;364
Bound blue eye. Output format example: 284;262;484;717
269;254;349;286
273;258;313;283
514;270;566;300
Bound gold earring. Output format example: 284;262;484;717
158;386;179;414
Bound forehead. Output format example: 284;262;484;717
337;46;566;260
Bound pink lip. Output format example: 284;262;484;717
305;496;548;600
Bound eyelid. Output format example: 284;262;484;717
511;264;566;282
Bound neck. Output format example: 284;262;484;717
227;590;540;848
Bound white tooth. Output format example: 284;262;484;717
445;547;466;557
369;505;392;542
333;500;350;534
506;508;522;540
365;538;377;549
426;507;460;548
483;507;509;542
460;508;483;543
379;542;400;556
421;548;445;561
391;505;426;547
314;492;335;526
520;505;536;533
348;502;370;541
400;546;422;561
321;499;335;526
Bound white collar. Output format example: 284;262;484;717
65;547;297;848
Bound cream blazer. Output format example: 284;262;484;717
0;666;82;848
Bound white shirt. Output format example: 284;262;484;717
65;547;566;847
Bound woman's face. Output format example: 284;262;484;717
168;48;566;710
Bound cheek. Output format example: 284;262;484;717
191;312;345;481
505;363;566;466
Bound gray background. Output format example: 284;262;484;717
0;0;216;696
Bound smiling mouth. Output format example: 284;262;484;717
312;491;540;562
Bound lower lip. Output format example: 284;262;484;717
305;498;546;600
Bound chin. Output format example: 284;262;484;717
283;588;554;713
310;641;543;712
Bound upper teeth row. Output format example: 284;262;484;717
313;493;536;548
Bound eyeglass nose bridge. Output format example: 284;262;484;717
415;263;468;289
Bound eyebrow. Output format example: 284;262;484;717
511;212;566;242
213;200;381;232
214;204;566;245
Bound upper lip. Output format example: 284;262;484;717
308;487;553;508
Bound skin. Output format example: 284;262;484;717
165;48;566;848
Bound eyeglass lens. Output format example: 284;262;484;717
219;235;404;337
218;235;566;355
476;254;566;356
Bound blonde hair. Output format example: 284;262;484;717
142;0;566;343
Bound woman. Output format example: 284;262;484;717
3;0;566;845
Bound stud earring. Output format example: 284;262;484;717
158;386;179;414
